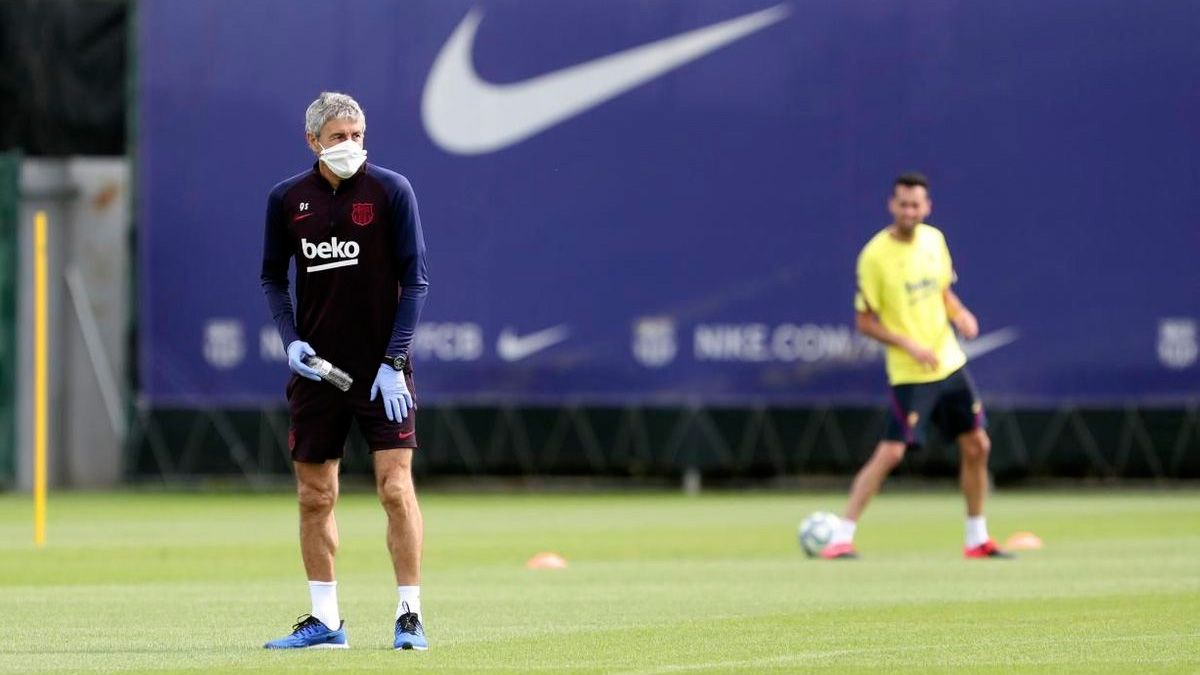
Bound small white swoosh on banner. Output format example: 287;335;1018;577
498;325;571;362
422;4;791;155
962;327;1019;360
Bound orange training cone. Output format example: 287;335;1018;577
1004;532;1044;550
526;552;568;569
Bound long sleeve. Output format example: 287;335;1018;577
385;176;429;358
260;188;301;348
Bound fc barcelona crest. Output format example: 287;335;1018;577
351;202;374;226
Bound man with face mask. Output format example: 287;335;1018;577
260;92;431;650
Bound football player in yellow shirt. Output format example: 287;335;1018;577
822;173;1012;560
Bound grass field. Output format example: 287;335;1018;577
1;489;1197;673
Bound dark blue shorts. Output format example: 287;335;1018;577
883;367;986;447
287;369;418;463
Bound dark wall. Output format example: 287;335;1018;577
0;0;128;156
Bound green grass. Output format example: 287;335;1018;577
1;489;1197;672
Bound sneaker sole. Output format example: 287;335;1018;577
394;644;428;651
305;643;350;649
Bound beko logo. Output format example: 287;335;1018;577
301;237;360;272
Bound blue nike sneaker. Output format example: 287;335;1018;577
263;614;348;649
394;606;428;651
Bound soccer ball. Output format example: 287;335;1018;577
798;511;841;557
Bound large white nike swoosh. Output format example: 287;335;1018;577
498;325;571;362
422;4;791;155
961;327;1019;360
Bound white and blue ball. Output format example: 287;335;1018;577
798;511;841;557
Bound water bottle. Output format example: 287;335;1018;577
302;355;353;392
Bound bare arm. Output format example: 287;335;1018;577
856;310;938;369
943;288;979;339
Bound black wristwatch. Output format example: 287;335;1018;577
384;353;408;372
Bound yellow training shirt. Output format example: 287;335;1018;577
854;223;966;385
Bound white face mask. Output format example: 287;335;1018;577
318;139;367;179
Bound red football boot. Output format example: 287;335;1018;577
820;542;859;559
964;539;1015;559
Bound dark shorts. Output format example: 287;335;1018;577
287;369;418;463
883;367;986;447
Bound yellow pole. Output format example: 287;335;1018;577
34;210;47;547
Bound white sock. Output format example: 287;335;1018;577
830;518;857;545
966;516;989;548
397;585;422;622
309;580;340;630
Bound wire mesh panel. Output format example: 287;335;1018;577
126;404;1200;485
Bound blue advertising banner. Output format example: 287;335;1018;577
138;0;1200;406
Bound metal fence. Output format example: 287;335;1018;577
127;403;1200;486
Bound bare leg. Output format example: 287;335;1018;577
843;441;907;521
958;428;991;517
295;460;340;581
374;448;423;585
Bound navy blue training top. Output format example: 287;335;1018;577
260;162;429;380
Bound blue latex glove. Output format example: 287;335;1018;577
286;340;322;381
370;364;413;422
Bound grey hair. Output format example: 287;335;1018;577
304;92;366;138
